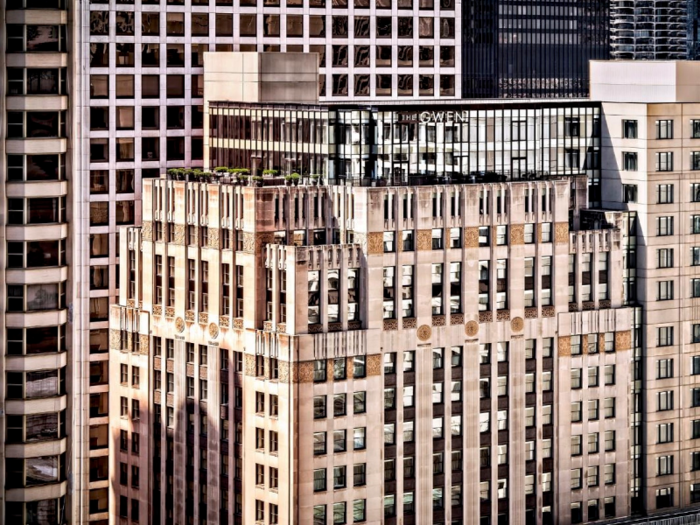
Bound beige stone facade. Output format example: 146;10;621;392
110;173;634;524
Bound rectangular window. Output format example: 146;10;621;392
657;184;674;204
657;280;674;301
656;152;674;171
623;119;638;138
658;326;674;347
658;249;674;268
623;152;637;171
656;119;674;139
657;216;674;236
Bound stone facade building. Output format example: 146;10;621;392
110;164;635;524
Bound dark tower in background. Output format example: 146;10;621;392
462;0;610;99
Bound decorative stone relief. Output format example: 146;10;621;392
142;221;153;242
431;315;446;327
416;229;432;251
263;321;273;332
479;311;492;323
496;309;510;321
277;322;287;333
348;321;362;331
464;227;479;249
153;305;162;317
109;329;121;350
185;310;195;323
220;316;229;329
525;307;538;319
208;323;219;339
127;299;135;308
511;317;524;332
558;336;571;357
244;354;256;376
165;307;175;318
328;322;343;332
233;318;244;330
599;300;611;309
278;361;291;383
616;330;632;351
555;222;569;244
139;334;149;355
510;224;524;245
173;224;186;245
569;303;578;312
582;301;595;311
366;354;381;376
297;361;315;383
541;306;555;318
326;360;334;381
465;321;479;337
581;334;589;354
417;324;432;341
242;232;256;253
175;317;185;333
403;318;417;329
308;324;323;334
383;319;398;331
367;232;384;255
208;228;220;249
450;313;464;325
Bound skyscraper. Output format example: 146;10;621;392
461;0;611;99
610;0;700;60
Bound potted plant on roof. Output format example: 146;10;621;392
252;175;264;187
289;172;301;186
310;174;321;186
263;169;279;178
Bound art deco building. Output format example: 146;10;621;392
109;65;641;525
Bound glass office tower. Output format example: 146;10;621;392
462;0;610;99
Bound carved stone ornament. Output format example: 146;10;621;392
450;313;464;325
139;334;149;355
464;227;479;249
367;232;384;255
208;228;220;248
417;324;432;341
558;336;571;357
511;317;524;332
432;315;446;327
220;315;229;328
403;318;417;329
208;323;219;339
153;305;162;316
199;312;208;325
479;311;493;323
616;330;632;351
416;229;432;251
541;306;555;318
109;329;121;351
465;321;479;337
175;317;185;333
555;222;569;244
141;221;153;242
173;224;186;245
510;224;524;245
233;318;244;330
383;319;398;331
278;361;291;383
367;354;381;376
297;361;315;383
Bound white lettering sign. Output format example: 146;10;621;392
419;111;468;123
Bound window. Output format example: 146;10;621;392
623;152;637;171
658;280;674;301
658;249;674;268
657;487;674;509
657;184;674;204
313;396;326;419
657;119;674;139
658;455;674;476
478;226;490;246
352;500;366;522
571;368;582;389
656;152;673;171
588;400;599;420
604;398;616;418
623;184;638;203
693;420;700;439
587;466;599;487
658;423;674;444
571;435;582;456
571;468;582;489
353;428;366;450
431;228;443;249
658;326;674;347
313;469;326;492
524;223;535;244
658;390;674;411
623;119;638;138
383;232;395;253
693;356;700;375
313;360;326;382
657;216;674;236
604;365;615;385
314;432;326;455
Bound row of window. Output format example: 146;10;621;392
571;431;617;456
623;151;700;172
571;398;616;422
90;12;457;39
622;118;700;140
90;105;203;133
571;365;615;389
313;428;366;455
314;392;366;418
89;0;453;7
311;500;366;525
570;497;617;523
